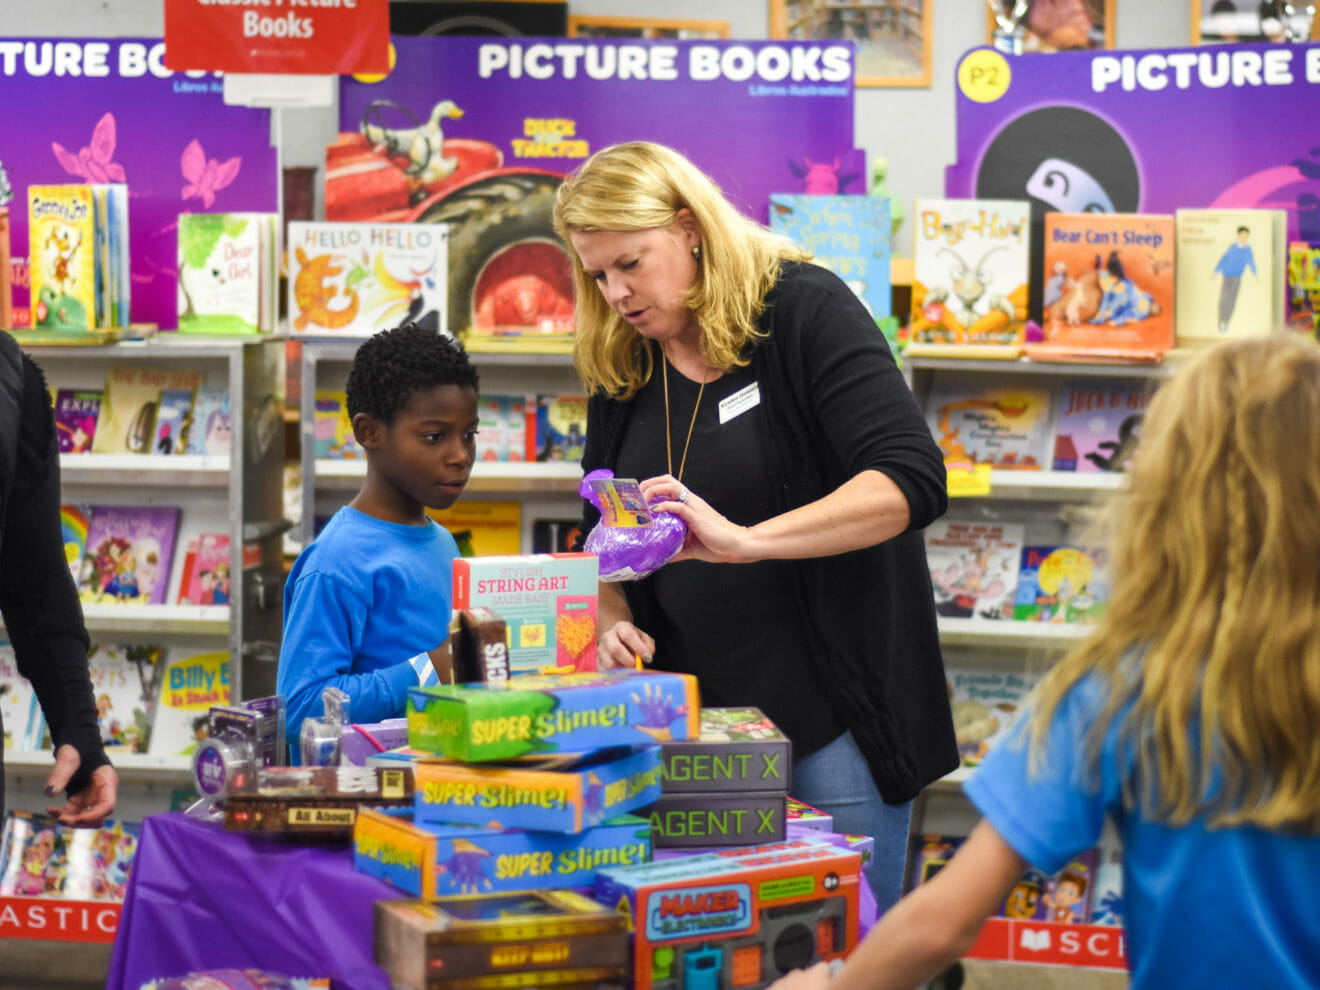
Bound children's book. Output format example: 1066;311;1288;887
147;651;230;758
1013;545;1109;624
53;389;101;454
536;394;588;462
426;500;523;557
0;643;41;751
87;643;159;753
312;390;364;459
77;505;181;606
475;393;537;463
1174;208;1287;347
1051;380;1153;473
92;367;203;455
906;833;965;892
1030;213;1175;363
60;503;91;586
908;198;1031;358
176;212;278;334
151;388;196;456
28;184;97;331
923;378;1054;471
768;193;893;321
0;811;141;901
286;221;449;336
947;666;1042;768
185;385;231;457
925;520;1025;621
1286;240;1320;335
177;532;231;606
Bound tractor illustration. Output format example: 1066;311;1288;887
325;99;574;338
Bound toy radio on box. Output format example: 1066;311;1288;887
190;695;286;818
374;889;629;990
451;553;598;673
407;669;700;762
354;806;651;898
595;833;861;990
412;744;663;832
658;707;792;794
223;765;413;836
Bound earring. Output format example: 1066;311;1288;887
692;244;702;258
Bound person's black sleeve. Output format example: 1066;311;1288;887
2;355;107;795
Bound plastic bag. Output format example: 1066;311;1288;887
580;469;686;581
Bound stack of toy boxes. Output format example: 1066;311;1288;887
647;706;793;849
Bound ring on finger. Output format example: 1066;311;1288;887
677;485;690;504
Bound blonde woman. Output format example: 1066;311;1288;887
773;334;1320;989
554;141;955;909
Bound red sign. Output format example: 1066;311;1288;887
163;0;389;76
0;897;121;943
965;918;1128;971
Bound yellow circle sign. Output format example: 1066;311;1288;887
353;43;398;84
958;49;1012;104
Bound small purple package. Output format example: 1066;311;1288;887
580;469;686;581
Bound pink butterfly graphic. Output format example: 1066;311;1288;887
52;112;127;183
181;138;241;208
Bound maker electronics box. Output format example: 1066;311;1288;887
595;834;861;990
658;706;791;794
374;889;629;990
412;745;663;833
223;765;414;835
452;553;599;674
644;790;786;848
407;670;699;762
354;806;651;898
785;796;833;833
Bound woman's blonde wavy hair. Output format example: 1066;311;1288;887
1030;334;1320;831
552;141;809;398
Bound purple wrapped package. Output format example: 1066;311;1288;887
580;469;686;581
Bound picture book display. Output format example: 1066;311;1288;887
908;198;1031;358
176;533;231;606
1031;213;1175;363
1013;545;1110;624
768;193;893;320
92;367;203;456
53;389;101;454
147;651;230;758
176;212;279;334
947;666;1043;769
925;520;1025;620
1051;380;1153;473
87;643;160;753
312;390;364;459
1174;208;1286;347
0;810;140;901
0;643;41;751
76;505;181;606
286;221;449;336
923;379;1054;471
27;183;129;333
185;385;231;457
427;500;523;557
1286;240;1320;335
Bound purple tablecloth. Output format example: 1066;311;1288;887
106;812;396;990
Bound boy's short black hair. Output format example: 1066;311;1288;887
346;322;479;423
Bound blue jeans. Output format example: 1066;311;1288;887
792;730;912;914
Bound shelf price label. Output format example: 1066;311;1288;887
946;463;993;498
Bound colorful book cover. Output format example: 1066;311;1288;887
27;183;97;330
1286;240;1320;335
53;389;101;454
768;193;893;320
925;520;1025;621
908;198;1031;357
0;643;41;751
151;387;196;456
77;505;181;606
92;367;203;455
1051;380;1153;473
287;221;449;336
536;394;588;462
1174;208;1287;346
1031;212;1175;362
87;643;159;753
923;379;1054;471
60;504;91;586
999;849;1100;924
176;212;272;334
178;533;231;606
907;833;965;892
186;385;232;457
313;390;364;459
427;500;522;557
147;651;230;758
1013;545;1110;624
0;811;141;901
947;666;1042;769
475;393;536;463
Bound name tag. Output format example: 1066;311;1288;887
718;382;761;425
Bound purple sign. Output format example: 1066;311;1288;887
0;38;278;329
947;42;1320;316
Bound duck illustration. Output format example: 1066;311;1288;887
363;100;465;185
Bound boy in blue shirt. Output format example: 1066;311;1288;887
278;323;479;753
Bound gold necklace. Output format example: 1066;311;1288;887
662;349;709;483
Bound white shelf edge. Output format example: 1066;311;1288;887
80;603;231;634
982;469;1125;495
5;749;192;776
937;616;1093;647
313;460;582;481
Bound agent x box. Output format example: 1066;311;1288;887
222;765;414;836
375;889;629;990
594;834;861;990
354;806;651;899
644;791;786;848
412;745;663;833
452;553;599;674
407;669;700;762
658;706;792;794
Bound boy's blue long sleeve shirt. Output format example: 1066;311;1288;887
277;506;457;753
